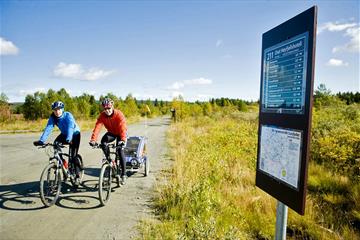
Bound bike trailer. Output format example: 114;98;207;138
124;136;147;170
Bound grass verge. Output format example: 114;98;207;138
137;113;359;239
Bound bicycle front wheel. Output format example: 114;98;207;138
40;162;62;207
98;163;112;206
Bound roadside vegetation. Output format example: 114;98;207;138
0;89;255;133
138;85;360;239
0;89;168;132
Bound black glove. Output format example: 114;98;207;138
89;141;97;147
118;140;126;147
33;140;44;146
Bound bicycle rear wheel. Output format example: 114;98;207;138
98;163;112;206
144;157;150;177
40;162;62;207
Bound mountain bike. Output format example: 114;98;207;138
91;143;123;206
36;142;84;207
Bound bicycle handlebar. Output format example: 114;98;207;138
37;142;67;149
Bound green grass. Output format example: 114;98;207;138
137;112;359;240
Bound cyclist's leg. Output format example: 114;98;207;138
71;132;81;156
116;138;126;177
100;132;116;159
70;132;81;177
54;134;69;177
54;133;67;164
54;133;67;145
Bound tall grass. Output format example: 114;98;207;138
0;119;50;133
138;111;359;239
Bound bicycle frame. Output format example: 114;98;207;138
40;143;80;183
94;143;122;172
42;143;65;170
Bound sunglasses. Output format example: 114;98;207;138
104;108;112;110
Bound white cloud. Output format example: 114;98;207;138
216;40;223;47
0;37;19;55
53;62;115;81
19;87;46;96
326;58;349;67
167;77;213;90
318;20;359;53
332;26;360;53
318;21;357;33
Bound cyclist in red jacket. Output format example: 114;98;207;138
89;98;128;184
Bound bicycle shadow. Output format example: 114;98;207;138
0;179;103;211
0;181;46;211
56;169;127;209
55;179;102;210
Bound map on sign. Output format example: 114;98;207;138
261;32;308;114
259;125;302;189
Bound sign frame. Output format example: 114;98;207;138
256;6;317;215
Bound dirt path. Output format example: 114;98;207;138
0;117;170;240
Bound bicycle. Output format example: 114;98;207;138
36;142;84;207
91;142;123;206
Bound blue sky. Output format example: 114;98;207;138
1;0;359;102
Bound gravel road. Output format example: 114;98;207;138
0;117;170;240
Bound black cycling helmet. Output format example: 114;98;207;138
51;101;65;110
102;98;114;108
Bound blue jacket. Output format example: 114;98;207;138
40;111;80;143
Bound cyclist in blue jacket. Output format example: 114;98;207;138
33;101;82;183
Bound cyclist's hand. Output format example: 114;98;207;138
33;140;44;146
54;141;65;148
66;140;72;145
119;140;126;147
89;141;97;147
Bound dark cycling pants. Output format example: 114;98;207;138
54;132;81;158
101;132;126;177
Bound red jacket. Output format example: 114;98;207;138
90;109;127;142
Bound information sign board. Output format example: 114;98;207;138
262;32;308;114
255;6;317;215
259;125;302;189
